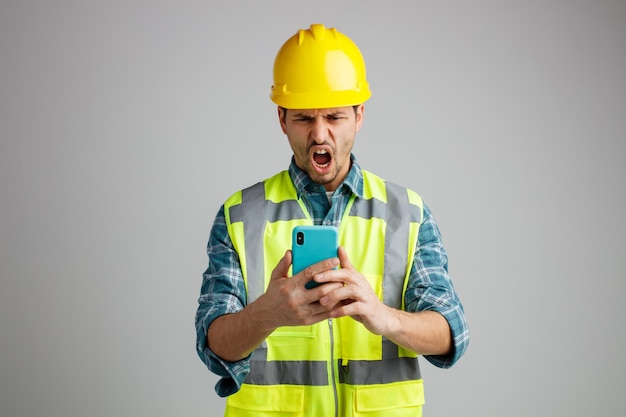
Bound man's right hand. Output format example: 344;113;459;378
253;249;343;329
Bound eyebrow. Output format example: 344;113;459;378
291;111;349;118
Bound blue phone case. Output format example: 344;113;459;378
292;225;338;289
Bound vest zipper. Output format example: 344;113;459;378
328;318;339;417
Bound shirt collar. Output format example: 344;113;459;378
288;154;364;199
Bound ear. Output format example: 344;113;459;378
277;107;288;134
355;104;365;133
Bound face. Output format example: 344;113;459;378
278;105;364;191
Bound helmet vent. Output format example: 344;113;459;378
308;24;327;41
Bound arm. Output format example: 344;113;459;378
319;246;452;356
361;304;452;356
406;204;469;367
195;206;249;396
207;300;275;362
316;204;469;363
385;310;452;356
196;206;345;395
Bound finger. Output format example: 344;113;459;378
329;300;362;320
319;281;358;306
311;281;345;302
296;257;339;286
270;250;292;281
337;246;354;270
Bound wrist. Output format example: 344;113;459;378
380;306;405;338
244;296;277;334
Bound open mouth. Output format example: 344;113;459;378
313;149;331;169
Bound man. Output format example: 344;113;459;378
196;24;469;416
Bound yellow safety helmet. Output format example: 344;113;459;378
270;24;371;109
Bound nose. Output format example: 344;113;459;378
310;117;328;143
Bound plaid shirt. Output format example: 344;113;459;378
195;155;469;397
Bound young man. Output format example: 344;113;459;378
196;24;469;417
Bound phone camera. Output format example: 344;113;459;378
296;231;304;245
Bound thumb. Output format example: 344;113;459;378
337;246;354;270
270;250;292;281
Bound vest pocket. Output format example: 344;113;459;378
354;380;424;416
227;384;304;416
270;325;316;339
266;325;321;362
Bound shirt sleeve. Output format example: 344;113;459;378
404;203;470;368
195;205;251;397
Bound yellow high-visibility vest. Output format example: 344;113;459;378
223;170;425;417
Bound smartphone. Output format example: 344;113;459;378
292;225;338;289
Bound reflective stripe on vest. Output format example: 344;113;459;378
228;182;309;303
246;339;421;386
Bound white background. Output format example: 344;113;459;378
1;1;625;416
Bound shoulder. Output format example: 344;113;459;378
362;169;424;209
223;171;289;208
